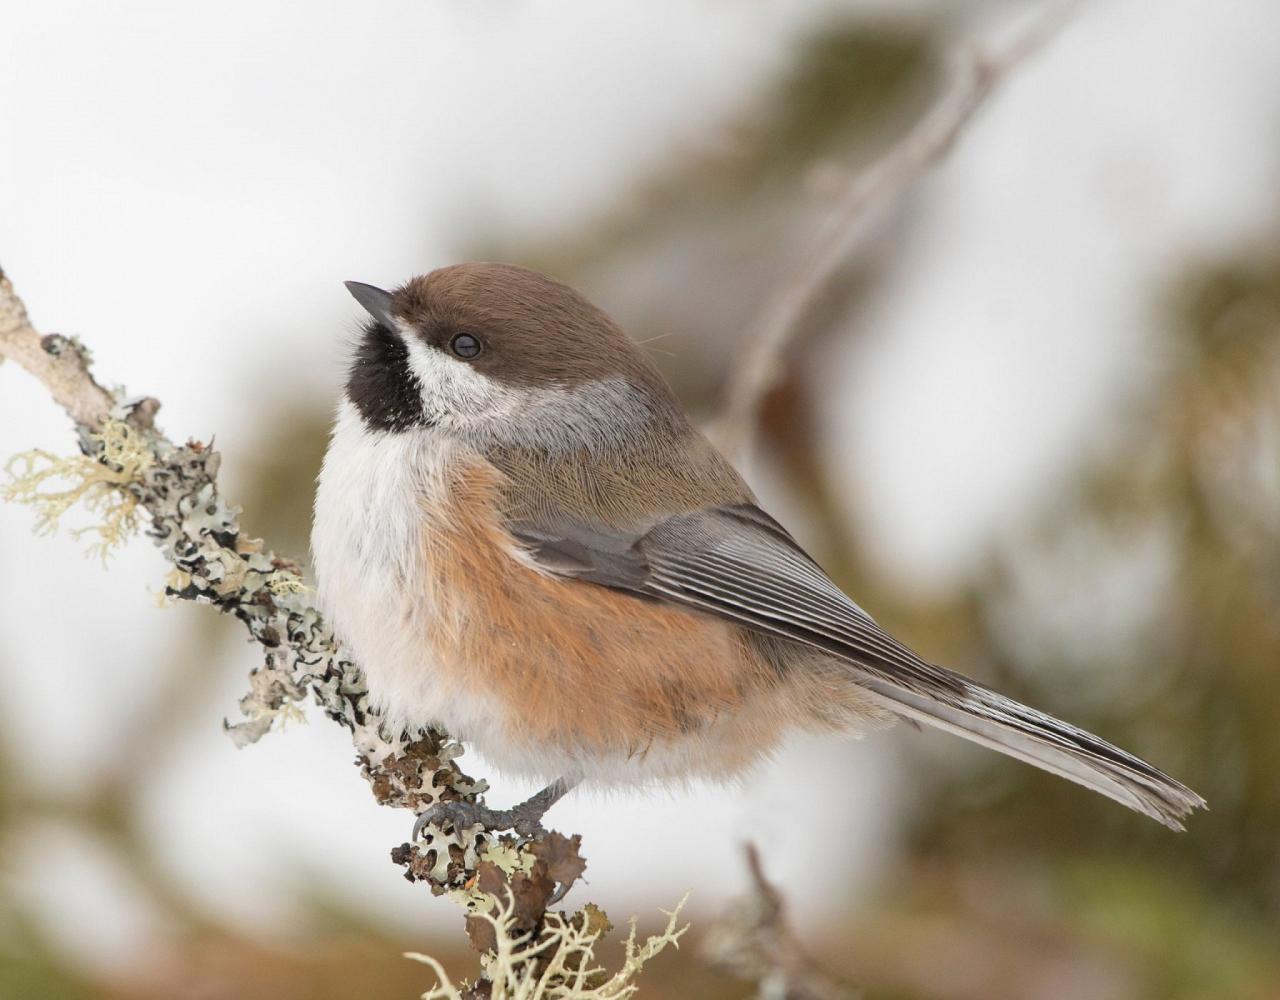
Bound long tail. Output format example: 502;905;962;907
855;669;1206;830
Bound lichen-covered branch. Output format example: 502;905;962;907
0;266;600;992
710;0;1080;461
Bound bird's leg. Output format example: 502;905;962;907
413;777;579;841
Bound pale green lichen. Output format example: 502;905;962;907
2;418;152;562
266;568;311;596
409;890;689;1000
482;841;536;878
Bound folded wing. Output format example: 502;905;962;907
511;503;1205;830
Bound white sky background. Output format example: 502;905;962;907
2;0;1279;975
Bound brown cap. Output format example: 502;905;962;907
390;262;672;394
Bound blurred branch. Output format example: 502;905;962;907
704;843;856;1000
0;266;603;992
711;0;1080;461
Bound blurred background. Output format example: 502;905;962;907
2;1;1279;997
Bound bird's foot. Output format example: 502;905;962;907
412;799;522;841
412;778;576;842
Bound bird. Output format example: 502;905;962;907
311;261;1205;839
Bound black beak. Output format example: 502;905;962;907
344;281;397;329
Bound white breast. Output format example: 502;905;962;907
311;399;503;741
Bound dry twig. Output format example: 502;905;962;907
703;843;855;1000
710;0;1080;461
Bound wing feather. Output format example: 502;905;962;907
510;503;1205;829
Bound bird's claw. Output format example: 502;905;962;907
412;799;548;841
413;800;497;840
412;779;573;842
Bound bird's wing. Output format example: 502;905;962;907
509;502;1205;830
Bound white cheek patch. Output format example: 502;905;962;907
391;320;659;454
396;321;511;428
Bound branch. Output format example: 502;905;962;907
0;265;597;989
0;272;144;431
710;0;1080;461
703;843;855;1000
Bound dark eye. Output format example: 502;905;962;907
449;333;482;359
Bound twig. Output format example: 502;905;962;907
703;843;855;1000
710;0;1080;461
0;273;135;430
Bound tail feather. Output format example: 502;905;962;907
858;672;1206;830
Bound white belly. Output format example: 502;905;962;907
311;400;502;741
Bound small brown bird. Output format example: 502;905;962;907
312;262;1204;837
